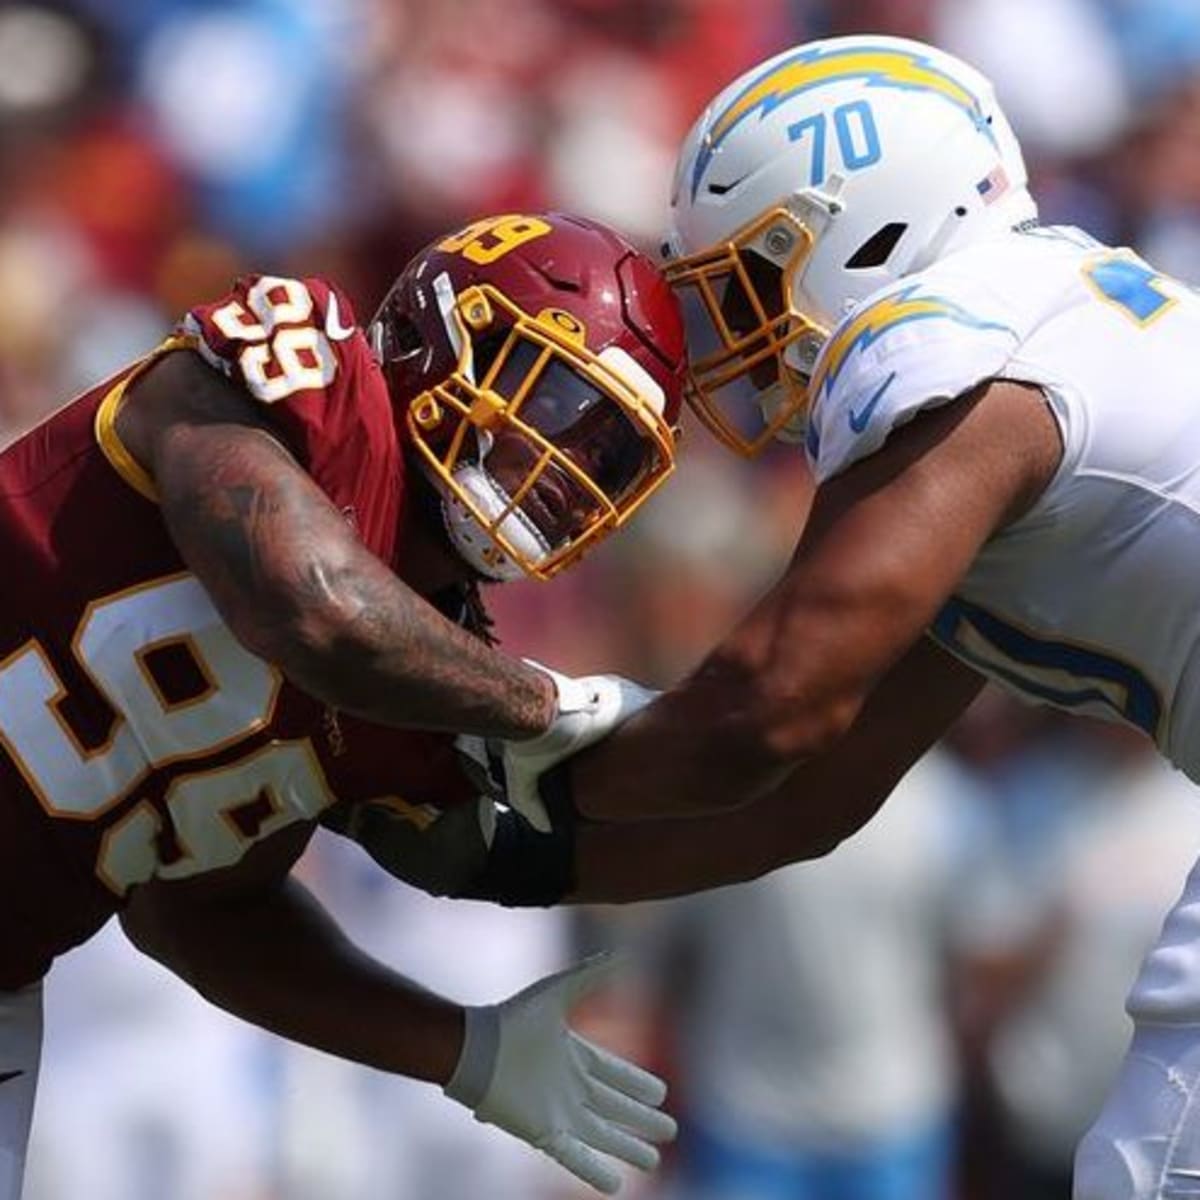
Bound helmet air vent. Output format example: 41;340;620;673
844;222;908;270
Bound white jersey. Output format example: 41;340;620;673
806;226;1200;782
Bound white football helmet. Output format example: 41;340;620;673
664;34;1037;455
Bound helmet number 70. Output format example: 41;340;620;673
787;100;881;188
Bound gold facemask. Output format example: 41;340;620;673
664;207;825;456
406;285;678;580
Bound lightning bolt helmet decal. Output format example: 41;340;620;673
691;42;995;201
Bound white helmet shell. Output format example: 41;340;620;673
664;35;1037;453
670;34;1036;328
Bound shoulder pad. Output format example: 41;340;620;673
181;274;402;562
806;280;1019;482
181;274;359;405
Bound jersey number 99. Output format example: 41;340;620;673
0;575;334;894
210;277;339;403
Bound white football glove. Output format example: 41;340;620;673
444;953;676;1194
502;662;659;832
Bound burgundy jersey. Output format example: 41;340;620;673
0;275;476;988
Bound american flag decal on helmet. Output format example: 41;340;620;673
976;165;1009;204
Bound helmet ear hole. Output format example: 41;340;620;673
844;222;908;270
380;311;425;364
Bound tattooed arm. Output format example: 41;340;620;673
116;349;555;738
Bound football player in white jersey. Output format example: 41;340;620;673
494;33;1200;1200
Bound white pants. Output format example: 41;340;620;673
1075;1023;1200;1199
1076;855;1200;1198
0;985;42;1200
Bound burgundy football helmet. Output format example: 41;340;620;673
368;212;684;580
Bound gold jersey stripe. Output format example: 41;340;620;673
93;334;196;503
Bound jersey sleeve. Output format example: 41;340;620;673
805;279;1021;484
181;274;404;562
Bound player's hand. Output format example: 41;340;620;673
444;953;676;1194
501;662;659;831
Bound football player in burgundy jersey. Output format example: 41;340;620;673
0;212;683;1197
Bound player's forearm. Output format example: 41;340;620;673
274;565;556;739
566;582;884;823
189;492;557;739
568;737;885;902
567;638;986;898
569;584;980;825
567;659;812;824
121;876;464;1084
569;791;835;903
143;380;555;739
569;734;922;902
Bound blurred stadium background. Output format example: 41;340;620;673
6;1;1200;1198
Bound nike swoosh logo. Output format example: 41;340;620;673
325;292;356;341
848;371;897;434
707;173;750;196
0;1070;24;1085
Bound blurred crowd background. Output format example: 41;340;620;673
6;0;1200;1198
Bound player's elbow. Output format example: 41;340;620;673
226;601;334;673
228;569;369;688
120;890;186;972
